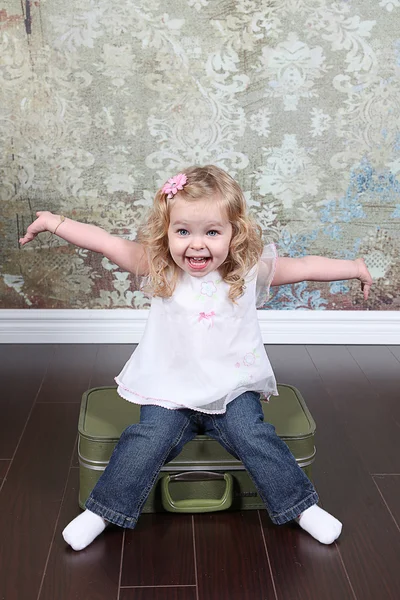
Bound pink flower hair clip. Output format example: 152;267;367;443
162;173;187;199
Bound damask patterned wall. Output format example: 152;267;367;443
1;0;399;310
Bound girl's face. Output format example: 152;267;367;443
168;196;233;277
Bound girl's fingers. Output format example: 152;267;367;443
19;213;49;246
357;258;373;301
361;282;371;300
19;231;36;245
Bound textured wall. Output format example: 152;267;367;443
1;0;399;310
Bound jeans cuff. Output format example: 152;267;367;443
85;496;138;529
269;491;319;525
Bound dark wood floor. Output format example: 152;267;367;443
1;344;399;600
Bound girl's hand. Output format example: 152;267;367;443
19;211;53;246
355;257;373;300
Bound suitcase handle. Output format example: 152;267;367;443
161;471;233;513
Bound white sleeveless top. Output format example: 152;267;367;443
115;244;278;414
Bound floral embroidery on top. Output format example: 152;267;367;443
198;311;216;328
243;351;257;366
200;281;217;297
234;349;259;369
234;350;259;387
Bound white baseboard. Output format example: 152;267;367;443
0;309;399;344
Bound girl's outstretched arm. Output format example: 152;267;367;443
272;256;373;300
19;211;149;276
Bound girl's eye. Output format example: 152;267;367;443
176;229;219;236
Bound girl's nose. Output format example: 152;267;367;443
190;237;205;250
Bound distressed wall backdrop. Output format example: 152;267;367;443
1;0;399;310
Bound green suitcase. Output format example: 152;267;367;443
78;385;316;513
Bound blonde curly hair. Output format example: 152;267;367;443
137;165;263;302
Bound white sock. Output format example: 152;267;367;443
62;509;107;551
296;504;342;544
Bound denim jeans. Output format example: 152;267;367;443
85;391;318;527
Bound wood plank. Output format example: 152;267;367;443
0;460;10;487
0;403;79;600
38;344;98;403
306;345;400;474
120;588;197;600
38;468;123;600
347;345;400;419
122;514;195;587
194;511;276;600
387;346;400;362
89;344;136;388
71;437;79;468
266;345;400;600
259;513;354;600
373;475;400;530
0;344;53;456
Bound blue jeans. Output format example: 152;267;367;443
85;391;318;527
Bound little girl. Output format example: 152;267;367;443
20;165;372;551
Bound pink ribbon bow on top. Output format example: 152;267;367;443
162;173;187;199
198;311;216;328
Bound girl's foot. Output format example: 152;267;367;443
62;509;107;551
296;505;342;544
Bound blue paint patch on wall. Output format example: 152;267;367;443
391;205;400;218
323;224;342;240
394;40;400;67
277;229;318;258
334;238;364;260
320;195;366;224
320;159;400;227
330;281;350;295
267;282;328;310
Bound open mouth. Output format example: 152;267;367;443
186;257;211;270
